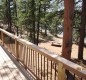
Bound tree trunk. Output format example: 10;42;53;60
14;0;19;36
45;26;47;36
32;0;36;44
78;0;86;60
62;0;74;60
44;4;47;36
5;0;8;24
7;0;12;32
36;4;41;45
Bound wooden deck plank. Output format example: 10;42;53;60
1;55;26;80
0;48;16;80
0;66;9;80
0;47;26;80
0;66;3;80
7;61;27;80
0;46;27;80
1;65;16;80
0;57;10;80
2;45;36;80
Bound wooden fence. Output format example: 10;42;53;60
0;28;86;80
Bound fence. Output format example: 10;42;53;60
0;28;86;80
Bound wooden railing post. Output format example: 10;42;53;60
15;38;19;61
1;31;4;45
58;62;66;80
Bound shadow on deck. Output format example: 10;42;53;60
0;45;35;80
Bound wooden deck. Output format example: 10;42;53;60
0;28;86;80
0;45;27;80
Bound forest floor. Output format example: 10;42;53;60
38;33;86;68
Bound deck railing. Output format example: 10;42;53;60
0;28;86;80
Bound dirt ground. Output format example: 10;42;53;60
38;37;86;69
38;37;86;60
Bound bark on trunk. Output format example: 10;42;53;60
8;0;12;32
32;0;36;44
44;4;47;36
62;0;74;60
78;0;86;60
36;4;41;45
14;0;19;36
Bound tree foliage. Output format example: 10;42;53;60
0;0;83;45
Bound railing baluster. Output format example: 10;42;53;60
31;49;32;69
25;46;28;69
35;52;37;75
54;63;56;80
58;62;65;80
24;46;26;67
44;56;45;80
41;55;42;80
18;43;20;60
50;61;52;80
74;74;75;80
28;48;31;68
22;45;25;63
33;50;35;72
81;78;82;80
11;39;13;53
20;44;22;60
9;41;13;54
8;37;10;52
15;39;19;60
1;31;4;45
38;53;39;77
47;59;48;80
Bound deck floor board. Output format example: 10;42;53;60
0;46;27;80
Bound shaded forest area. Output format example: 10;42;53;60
0;0;86;62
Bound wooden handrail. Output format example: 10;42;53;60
0;28;86;80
